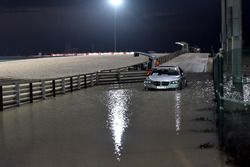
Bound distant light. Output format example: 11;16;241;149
109;0;123;7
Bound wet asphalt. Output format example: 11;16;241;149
0;73;232;167
161;53;210;73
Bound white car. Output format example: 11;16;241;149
144;66;187;90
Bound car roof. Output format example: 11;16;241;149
154;66;180;70
158;65;179;68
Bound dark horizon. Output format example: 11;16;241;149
0;0;248;56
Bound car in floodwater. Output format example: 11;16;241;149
144;66;187;90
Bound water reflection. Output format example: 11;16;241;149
243;77;250;102
175;92;181;135
191;80;214;104
105;89;132;161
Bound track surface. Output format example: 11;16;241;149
0;54;148;80
161;53;209;73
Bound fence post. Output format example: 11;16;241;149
84;75;87;88
42;80;46;100
134;65;138;71
214;56;219;100
91;74;94;87
117;70;121;84
218;53;225;148
96;72;99;85
77;76;81;90
70;77;73;92
52;80;56;97
29;83;33;103
62;78;65;94
16;83;20;106
0;86;3;111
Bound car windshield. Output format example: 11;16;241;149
152;68;180;76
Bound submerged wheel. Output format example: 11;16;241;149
177;82;182;90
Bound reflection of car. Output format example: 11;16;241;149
144;66;187;90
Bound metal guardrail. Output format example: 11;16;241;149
0;51;183;111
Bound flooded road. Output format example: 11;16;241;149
0;74;231;167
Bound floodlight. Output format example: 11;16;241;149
109;0;123;7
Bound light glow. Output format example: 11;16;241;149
175;92;182;135
109;0;123;7
106;89;132;161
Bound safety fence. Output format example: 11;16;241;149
0;70;147;111
213;48;250;166
0;51;183;111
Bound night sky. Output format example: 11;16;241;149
0;0;247;56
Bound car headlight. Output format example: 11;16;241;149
171;80;178;84
144;78;152;84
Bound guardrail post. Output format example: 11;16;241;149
0;86;3;111
96;72;99;86
29;83;33;103
62;78;65;94
134;65;138;71
16;83;20;106
70;77;73;92
52;80;56;97
84;75;87;88
77;75;81;90
91;74;94;87
42;80;46;100
117;70;121;84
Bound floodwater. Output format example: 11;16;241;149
224;76;250;103
0;74;231;167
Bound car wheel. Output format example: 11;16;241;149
177;82;182;90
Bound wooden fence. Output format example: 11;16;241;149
0;51;183;111
0;70;147;110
